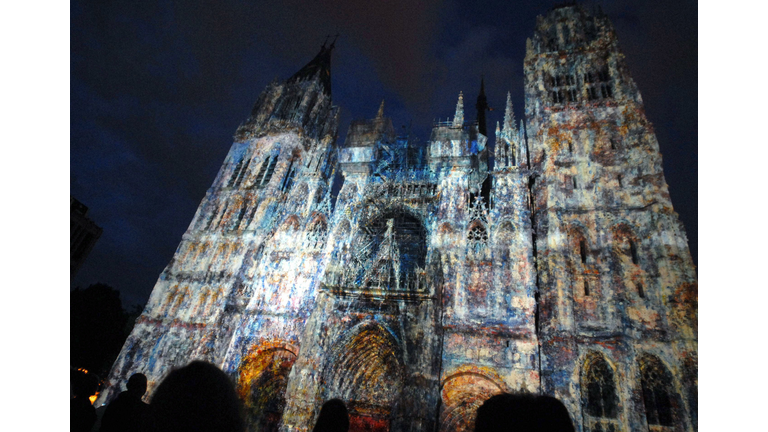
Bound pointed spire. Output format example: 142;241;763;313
495;122;507;168
453;92;464;128
288;40;334;95
503;92;516;135
476;76;490;136
376;99;385;120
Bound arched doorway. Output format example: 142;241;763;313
439;371;505;432
236;347;297;432
321;322;404;432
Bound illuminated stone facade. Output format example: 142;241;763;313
100;5;696;432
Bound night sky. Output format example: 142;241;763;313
70;0;697;309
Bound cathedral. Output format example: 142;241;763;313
98;5;697;432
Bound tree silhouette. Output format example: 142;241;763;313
71;283;131;377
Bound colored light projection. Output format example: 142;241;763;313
99;5;696;432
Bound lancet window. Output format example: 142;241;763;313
232;202;249;231
613;224;641;268
281;159;297;192
569;227;589;266
260;155;278;187
228;155;251;188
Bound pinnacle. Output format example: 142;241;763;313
503;91;516;134
376;99;385;120
453;91;465;128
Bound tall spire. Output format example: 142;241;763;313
503;92;516;135
376;99;385;120
453;92;464;128
288;41;335;95
476;77;490;136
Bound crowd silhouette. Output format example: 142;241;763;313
73;361;575;432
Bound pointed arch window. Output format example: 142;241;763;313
281;159;297;192
468;222;489;254
306;217;328;249
581;353;620;432
638;355;677;428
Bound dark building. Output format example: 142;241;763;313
71;196;103;280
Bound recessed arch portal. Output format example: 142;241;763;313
236;346;297;432
439;370;505;432
322;322;404;431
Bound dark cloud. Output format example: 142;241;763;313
71;0;697;306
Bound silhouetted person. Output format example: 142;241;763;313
146;361;245;432
99;373;149;432
71;369;99;432
475;393;575;432
312;399;349;432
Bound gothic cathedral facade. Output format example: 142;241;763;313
99;5;697;432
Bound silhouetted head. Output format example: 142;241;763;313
475;393;574;432
148;361;245;432
126;373;148;397
313;399;349;432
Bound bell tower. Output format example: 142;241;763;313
100;44;341;432
524;5;697;432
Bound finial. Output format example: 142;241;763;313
376;99;385;120
496;121;501;134
453;91;464;128
329;33;340;49
322;34;330;49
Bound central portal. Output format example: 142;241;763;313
321;322;404;432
